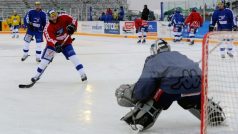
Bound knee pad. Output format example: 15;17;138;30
24;34;33;43
115;84;137;107
121;100;162;131
41;46;55;61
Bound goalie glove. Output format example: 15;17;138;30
115;84;137;107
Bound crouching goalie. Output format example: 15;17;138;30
115;39;226;131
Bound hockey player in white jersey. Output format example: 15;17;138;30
115;39;226;132
209;0;237;58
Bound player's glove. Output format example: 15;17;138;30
28;22;34;31
66;24;76;35
209;24;214;32
232;25;237;31
54;42;63;53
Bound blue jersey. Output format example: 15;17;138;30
171;12;184;27
211;8;235;31
24;9;47;32
133;51;201;101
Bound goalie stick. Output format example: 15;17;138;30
19;34;71;88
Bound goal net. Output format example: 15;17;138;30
201;31;238;134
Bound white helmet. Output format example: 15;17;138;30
150;39;170;55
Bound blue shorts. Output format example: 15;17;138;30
24;29;43;43
13;25;19;29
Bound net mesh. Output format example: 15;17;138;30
201;31;238;134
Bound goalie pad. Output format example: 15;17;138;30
121;100;162;131
115;84;137;107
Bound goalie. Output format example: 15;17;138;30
115;39;226;131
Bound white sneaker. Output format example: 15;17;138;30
16;35;19;38
12;35;15;38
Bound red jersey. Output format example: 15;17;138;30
44;14;77;47
185;11;203;28
134;18;148;30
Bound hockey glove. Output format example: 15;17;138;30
66;24;76;35
232;25;237;31
28;22;34;31
209;24;214;32
54;42;63;53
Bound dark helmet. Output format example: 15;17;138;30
191;7;197;12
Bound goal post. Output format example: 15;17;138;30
201;31;238;134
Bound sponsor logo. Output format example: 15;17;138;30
92;25;103;30
123;22;134;33
105;22;119;30
171;69;201;90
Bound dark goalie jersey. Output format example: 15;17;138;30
133;51;201;101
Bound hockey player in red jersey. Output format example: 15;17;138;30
31;9;87;83
134;17;148;44
185;7;203;45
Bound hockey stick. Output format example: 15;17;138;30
197;41;222;64
19;34;71;88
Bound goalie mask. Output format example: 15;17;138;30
150;39;171;55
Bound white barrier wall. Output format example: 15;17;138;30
77;21;173;38
78;21;104;34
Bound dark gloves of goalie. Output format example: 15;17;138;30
66;24;76;35
54;42;63;53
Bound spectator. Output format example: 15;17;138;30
99;12;106;21
106;8;113;16
113;9;118;20
105;12;113;21
118;6;125;21
142;5;150;20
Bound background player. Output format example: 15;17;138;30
30;9;87;83
134;17;148;44
185;7;203;45
21;2;47;62
169;8;184;42
6;16;13;34
115;39;225;131
10;11;21;38
209;0;237;58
